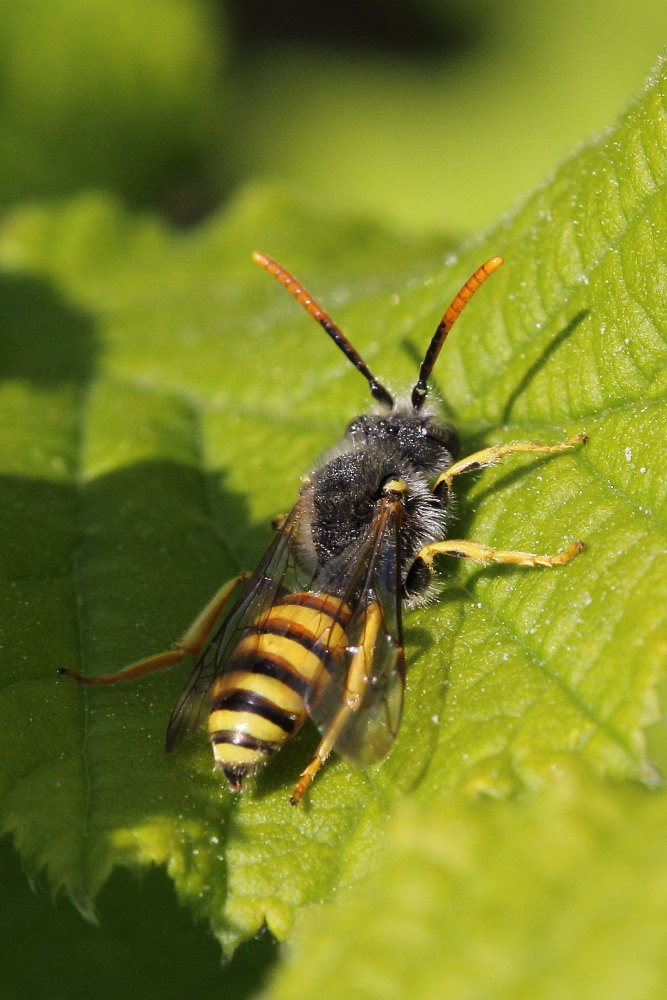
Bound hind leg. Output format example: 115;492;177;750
58;572;250;686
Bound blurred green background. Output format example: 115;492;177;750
2;0;665;233
1;1;665;997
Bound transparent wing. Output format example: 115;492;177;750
166;506;311;751
307;502;406;767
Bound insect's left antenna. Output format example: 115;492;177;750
253;252;394;407
411;256;504;410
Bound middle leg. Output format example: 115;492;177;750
405;538;583;595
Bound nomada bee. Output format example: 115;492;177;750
62;253;585;804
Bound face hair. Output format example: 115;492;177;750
252;251;504;412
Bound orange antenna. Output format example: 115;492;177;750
411;256;504;410
253;252;394;407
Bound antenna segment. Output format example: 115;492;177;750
411;256;504;410
253;252;394;407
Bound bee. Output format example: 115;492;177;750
61;253;585;804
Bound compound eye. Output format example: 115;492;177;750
424;420;458;453
346;415;370;437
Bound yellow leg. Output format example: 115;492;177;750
59;571;250;686
290;603;383;805
413;538;584;574
434;432;586;494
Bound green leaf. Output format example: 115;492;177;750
1;55;666;959
263;764;667;1000
0;837;275;1000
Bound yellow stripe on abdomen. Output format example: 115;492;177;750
208;591;351;791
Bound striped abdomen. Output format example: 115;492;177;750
208;592;352;791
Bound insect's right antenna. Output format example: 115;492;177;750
253;252;394;407
411;256;504;410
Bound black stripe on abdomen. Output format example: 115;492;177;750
223;652;311;700
208;591;352;791
212;687;298;734
210;729;281;755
